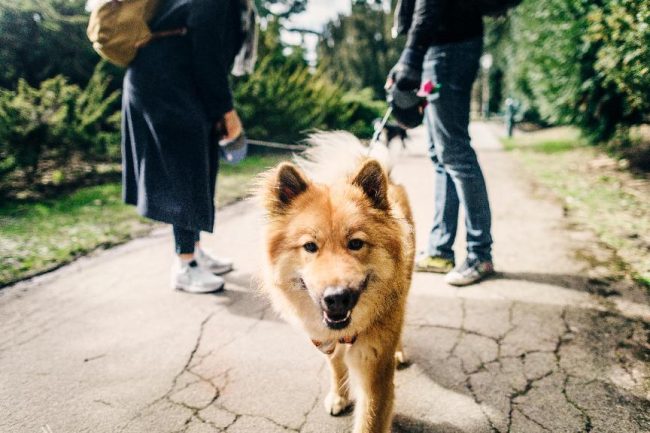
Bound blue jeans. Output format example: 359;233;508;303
422;37;493;262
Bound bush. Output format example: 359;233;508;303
233;58;384;143
0;63;120;186
488;0;650;144
0;1;98;89
340;88;387;138
587;0;650;119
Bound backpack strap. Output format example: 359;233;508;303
135;27;188;49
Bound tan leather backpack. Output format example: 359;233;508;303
87;0;183;67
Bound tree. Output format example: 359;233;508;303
317;0;404;99
587;0;650;120
486;0;650;143
0;0;98;88
254;0;307;18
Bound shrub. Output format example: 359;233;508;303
488;0;650;144
0;63;120;185
587;0;650;118
233;58;384;143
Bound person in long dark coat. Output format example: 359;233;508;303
122;0;245;293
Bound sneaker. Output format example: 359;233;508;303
173;260;225;293
444;258;495;286
415;255;455;273
195;248;233;275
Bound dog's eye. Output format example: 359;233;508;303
303;242;318;253
348;239;365;251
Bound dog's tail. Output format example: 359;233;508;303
296;131;393;184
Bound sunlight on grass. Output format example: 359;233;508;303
0;153;290;287
503;128;650;287
0;183;152;286
217;153;288;206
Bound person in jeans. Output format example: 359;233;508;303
388;0;494;285
121;0;252;293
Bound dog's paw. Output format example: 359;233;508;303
324;391;352;416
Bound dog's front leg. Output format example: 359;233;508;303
324;344;352;416
350;347;395;433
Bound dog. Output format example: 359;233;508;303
373;118;409;150
258;132;415;433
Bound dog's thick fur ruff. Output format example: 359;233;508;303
258;131;415;433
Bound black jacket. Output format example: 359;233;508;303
395;0;483;50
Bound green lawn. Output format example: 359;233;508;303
504;127;650;288
0;153;288;287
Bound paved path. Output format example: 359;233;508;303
1;123;649;433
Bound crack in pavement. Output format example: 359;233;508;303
446;298;466;361
420;302;596;433
297;361;326;432
118;311;218;433
405;299;608;433
513;406;552;432
556;310;594;433
560;375;593;433
463;374;500;433
505;370;554;433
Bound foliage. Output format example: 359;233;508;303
487;0;650;144
0;64;120;184
255;16;309;72
234;18;385;142
0;0;98;88
586;0;650;118
317;1;403;99
234;57;383;143
254;0;307;18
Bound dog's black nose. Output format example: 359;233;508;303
322;287;359;316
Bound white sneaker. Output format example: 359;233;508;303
173;260;225;293
444;258;495;286
195;248;233;275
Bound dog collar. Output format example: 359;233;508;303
311;334;357;355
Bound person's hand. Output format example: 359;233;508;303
385;47;425;91
216;109;243;141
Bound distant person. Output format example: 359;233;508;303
388;0;494;285
505;97;519;137
121;0;256;293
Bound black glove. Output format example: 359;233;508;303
388;47;426;91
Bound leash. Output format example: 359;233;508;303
368;106;393;155
244;106;394;154
247;139;308;151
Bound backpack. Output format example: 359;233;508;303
470;0;523;17
87;0;162;67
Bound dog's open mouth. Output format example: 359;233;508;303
323;310;352;329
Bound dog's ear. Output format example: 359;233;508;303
352;159;389;211
266;162;309;213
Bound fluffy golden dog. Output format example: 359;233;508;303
258;132;414;433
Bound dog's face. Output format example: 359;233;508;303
261;160;403;334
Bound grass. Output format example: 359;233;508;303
503;127;650;288
0;153;289;287
216;153;287;205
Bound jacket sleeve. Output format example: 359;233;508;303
405;0;445;52
188;0;234;123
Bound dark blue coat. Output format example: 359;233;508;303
121;0;240;232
